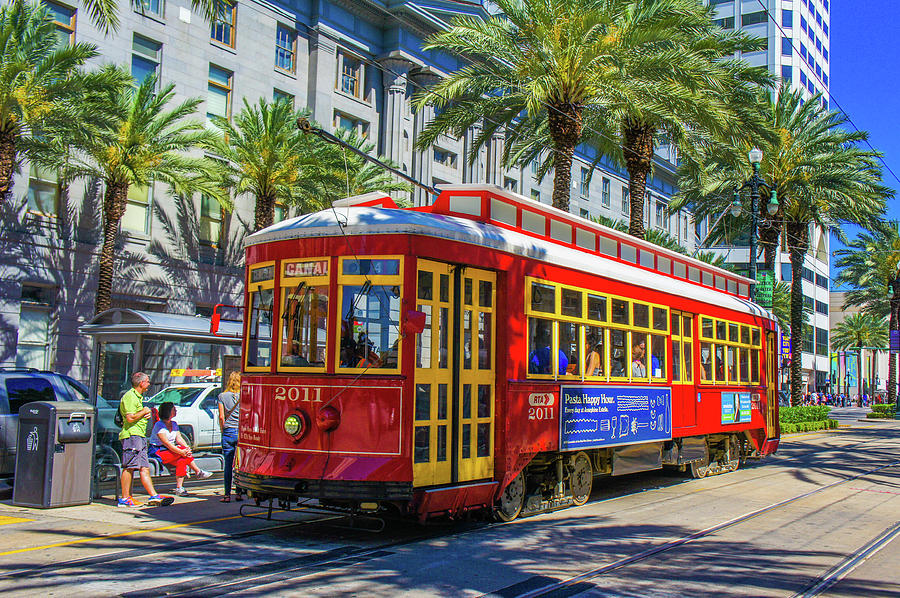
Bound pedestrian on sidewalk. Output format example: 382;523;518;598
218;371;242;503
118;372;174;508
150;401;212;496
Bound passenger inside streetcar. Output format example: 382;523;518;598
631;340;646;378
585;339;604;376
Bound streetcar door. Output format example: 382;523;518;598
671;311;696;428
412;261;496;487
766;331;778;438
456;268;496;483
412;261;454;487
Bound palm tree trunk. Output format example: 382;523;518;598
547;102;582;212
758;219;780;271
95;181;129;315
787;223;808;407
890;278;900;404
622;119;654;240
0;128;18;206
254;192;277;232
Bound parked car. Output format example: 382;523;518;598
143;383;223;452
0;368;88;480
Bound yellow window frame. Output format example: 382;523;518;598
245;261;276;373
335;255;404;373
697;315;763;385
277;257;331;373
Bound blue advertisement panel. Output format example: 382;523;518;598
559;386;672;451
721;392;752;424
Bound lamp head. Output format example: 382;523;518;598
730;190;742;217
748;147;763;165
767;189;779;215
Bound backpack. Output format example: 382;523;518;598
114;402;124;428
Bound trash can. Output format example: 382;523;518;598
13;401;95;508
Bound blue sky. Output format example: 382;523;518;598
831;1;900;209
827;0;899;280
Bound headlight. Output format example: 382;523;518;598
284;414;302;436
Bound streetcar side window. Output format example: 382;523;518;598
280;285;328;369
699;342;712;382
246;263;275;370
525;277;668;382
697;315;761;385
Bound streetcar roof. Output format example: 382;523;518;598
246;201;773;321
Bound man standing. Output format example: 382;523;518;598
118;372;174;507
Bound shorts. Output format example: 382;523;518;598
122;435;151;471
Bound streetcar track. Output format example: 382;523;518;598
794;519;900;597
496;458;900;598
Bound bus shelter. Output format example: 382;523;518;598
80;309;243;495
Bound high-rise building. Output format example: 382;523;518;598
707;0;832;393
0;0;694;384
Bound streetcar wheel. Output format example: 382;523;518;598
724;437;741;472
496;471;525;522
569;451;593;506
690;460;709;479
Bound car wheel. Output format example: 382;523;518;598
180;425;195;450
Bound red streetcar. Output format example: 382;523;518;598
234;185;780;521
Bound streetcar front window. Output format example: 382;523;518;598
280;284;328;368
339;284;401;370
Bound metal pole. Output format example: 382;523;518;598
749;165;760;302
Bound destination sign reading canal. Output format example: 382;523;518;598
559;386;672;451
284;259;329;278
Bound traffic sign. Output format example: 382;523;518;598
781;333;791;356
756;271;774;309
891;330;900;353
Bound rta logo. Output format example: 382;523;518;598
528;392;555;407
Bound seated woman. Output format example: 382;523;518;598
150;401;211;496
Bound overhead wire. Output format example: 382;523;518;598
751;0;900;186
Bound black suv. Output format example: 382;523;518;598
0;368;89;479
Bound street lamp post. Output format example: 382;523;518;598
732;148;778;302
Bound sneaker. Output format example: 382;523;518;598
117;497;142;508
147;494;175;507
198;470;213;479
173;487;190;496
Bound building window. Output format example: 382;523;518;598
580;209;590;219
781;38;792;56
531;157;540;176
274;202;287;223
815;327;828;356
273;89;294;107
16;287;53;369
714;16;734;29
43;1;75;48
741;11;767;27
207;64;232;127
579;167;589;198
621;186;629;214
433;148;457;168
131;34;161;87
26;165;59;216
334;111;369;138
211;2;236;47
275;24;296;73
200;193;222;245
503;177;517;192
815;300;828;315
782;9;793;28
781;65;792;82
601;177;610;207
531;189;541;203
655;202;665;228
336;50;363;99
135;0;163;17
122;184;152;234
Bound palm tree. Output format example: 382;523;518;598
832;312;888;404
39;70;225;314
674;86;892;406
81;0;231;34
0;0;110;207
835;224;900;402
205;98;328;232
414;0;761;214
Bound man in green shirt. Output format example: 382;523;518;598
118;372;174;507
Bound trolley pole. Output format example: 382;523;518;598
296;117;440;197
